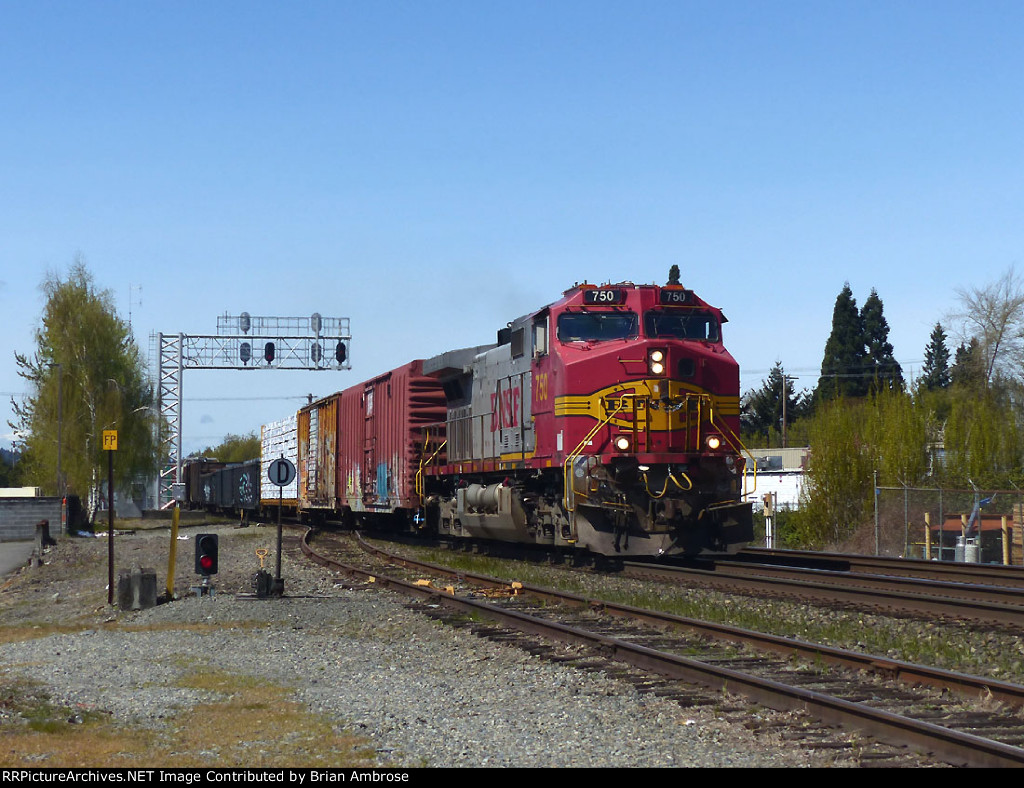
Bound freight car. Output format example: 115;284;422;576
183;281;754;557
181;457;262;520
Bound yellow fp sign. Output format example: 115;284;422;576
102;430;118;451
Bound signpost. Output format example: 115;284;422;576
103;430;117;604
267;457;295;596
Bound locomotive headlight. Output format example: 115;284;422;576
648;349;667;376
615;436;631;452
706;435;722;450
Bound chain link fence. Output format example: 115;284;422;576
876;485;1024;565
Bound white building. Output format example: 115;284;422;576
743;447;808;511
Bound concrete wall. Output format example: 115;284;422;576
0;497;63;541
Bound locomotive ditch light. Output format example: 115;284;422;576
615;436;632;452
706;435;722;450
648;348;666;376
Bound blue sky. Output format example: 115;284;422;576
2;1;1023;455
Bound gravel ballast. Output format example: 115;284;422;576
0;522;847;768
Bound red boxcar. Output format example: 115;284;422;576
298;361;446;522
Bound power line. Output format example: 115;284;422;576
185;395;310;402
1;392;310;402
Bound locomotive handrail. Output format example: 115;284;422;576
415;434;448;503
563;399;628;513
706;405;758;500
673;390;758;503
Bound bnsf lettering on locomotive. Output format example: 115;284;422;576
491;386;521;431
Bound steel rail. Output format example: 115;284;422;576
741;547;1024;589
623;560;1024;627
300;530;1024;767
678;559;1024;605
351;533;1024;709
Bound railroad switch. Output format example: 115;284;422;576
253;569;284;598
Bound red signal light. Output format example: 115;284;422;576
195;534;219;576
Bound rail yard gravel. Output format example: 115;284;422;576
0;521;857;768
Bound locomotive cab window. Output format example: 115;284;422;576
644;311;720;342
533;315;549;357
557;311;639;342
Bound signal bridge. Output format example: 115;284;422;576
154;312;351;508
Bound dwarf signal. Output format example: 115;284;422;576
195;534;219;576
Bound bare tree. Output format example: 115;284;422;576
948;266;1024;386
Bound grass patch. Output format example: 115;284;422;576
0;669;382;768
0;620;273;647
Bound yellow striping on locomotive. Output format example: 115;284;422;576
554;379;739;430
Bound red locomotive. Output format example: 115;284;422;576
291;281;753;557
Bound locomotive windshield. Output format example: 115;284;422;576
557;311;639;342
644;311;720;341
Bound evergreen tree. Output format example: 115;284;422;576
920;323;951;390
0;450;20;487
667;265;681;285
861;288;904;392
10;260;160;517
816;283;868;402
741;362;809;446
951;339;985;390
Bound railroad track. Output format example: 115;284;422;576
299;528;1024;768
739;547;1024;589
622;556;1024;627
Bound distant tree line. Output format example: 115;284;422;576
741;267;1024;549
192;433;261;464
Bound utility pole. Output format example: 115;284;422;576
874;470;880;556
56;363;62;497
781;375;798;448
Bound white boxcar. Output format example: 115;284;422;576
261;414;298;504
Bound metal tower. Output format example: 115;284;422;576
155;313;350;508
